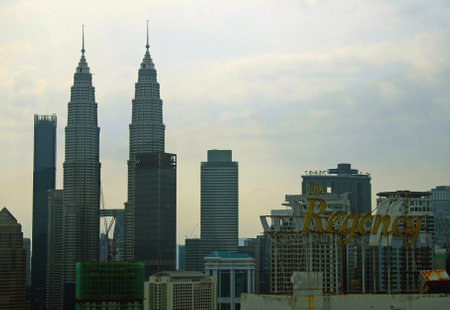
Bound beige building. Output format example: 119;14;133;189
145;271;217;310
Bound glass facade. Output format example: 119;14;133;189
32;114;56;308
134;153;176;278
220;270;230;298
234;270;247;297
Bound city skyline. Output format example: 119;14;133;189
0;0;449;244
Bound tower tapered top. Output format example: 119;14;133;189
81;24;85;55
146;20;150;50
140;20;154;70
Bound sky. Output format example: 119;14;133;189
0;0;449;244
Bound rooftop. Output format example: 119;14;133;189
151;271;207;278
206;251;253;259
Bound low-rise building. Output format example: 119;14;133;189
204;251;255;310
145;271;216;310
75;262;145;310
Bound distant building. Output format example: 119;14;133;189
184;238;205;272
0;207;29;309
185;150;239;272
46;189;64;310
133;152;177;278
99;233;108;261
145;271;216;310
32;113;57;309
204;251;255;310
238;236;271;293
301;163;371;213
23;238;31;287
113;211;124;261
75;262;145;310
177;244;185;270
431;186;450;250
201;150;239;254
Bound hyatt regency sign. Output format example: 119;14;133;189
262;196;422;247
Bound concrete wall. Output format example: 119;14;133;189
241;293;450;310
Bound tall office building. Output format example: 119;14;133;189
46;189;64;310
0;207;29;309
134;153;176;278
301;163;371;213
201;150;239;254
32;114;57;308
62;27;101;303
124;23;176;278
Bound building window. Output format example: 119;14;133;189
235;270;247;297
220;270;230;298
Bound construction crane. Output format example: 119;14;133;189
100;184;117;261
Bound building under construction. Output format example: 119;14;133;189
75;262;145;310
260;193;350;293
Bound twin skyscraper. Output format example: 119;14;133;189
32;24;177;309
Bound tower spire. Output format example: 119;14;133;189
146;20;149;50
81;24;85;55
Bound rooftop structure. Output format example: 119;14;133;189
301;163;371;213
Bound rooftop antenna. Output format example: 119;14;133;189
146;19;150;50
81;24;85;55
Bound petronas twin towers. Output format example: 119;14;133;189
61;24;175;301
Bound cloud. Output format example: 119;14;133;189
0;0;449;241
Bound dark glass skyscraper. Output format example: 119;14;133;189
124;23;176;278
63;28;101;299
301;163;371;213
134;152;176;278
32;114;56;309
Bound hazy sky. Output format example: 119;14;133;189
0;0;448;243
